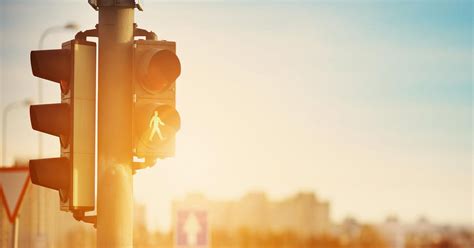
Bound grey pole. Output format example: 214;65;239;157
1;99;31;248
97;4;135;247
1;99;32;166
12;216;19;248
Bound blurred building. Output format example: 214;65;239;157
335;217;362;246
134;202;149;247
173;191;331;237
378;215;405;248
404;217;474;248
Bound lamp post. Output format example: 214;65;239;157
1;99;31;247
1;99;33;166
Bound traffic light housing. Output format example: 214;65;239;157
29;40;96;212
133;40;181;165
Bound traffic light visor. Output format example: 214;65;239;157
30;103;70;147
29;157;70;193
31;49;71;92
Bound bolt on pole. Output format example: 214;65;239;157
97;3;135;247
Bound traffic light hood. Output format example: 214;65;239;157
29;157;70;195
31;49;71;92
30;103;71;147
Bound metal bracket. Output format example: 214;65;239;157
133;24;158;40
73;210;97;228
89;0;143;11
132;156;157;174
75;24;156;42
75;25;99;41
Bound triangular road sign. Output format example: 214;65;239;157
0;167;30;223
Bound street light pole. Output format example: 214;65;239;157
1;99;32;166
1;99;32;247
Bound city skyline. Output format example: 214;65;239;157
1;0;472;232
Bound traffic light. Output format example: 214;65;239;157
133;40;181;166
29;40;96;213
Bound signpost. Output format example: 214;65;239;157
175;209;209;248
0;166;30;248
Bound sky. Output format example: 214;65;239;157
0;0;472;231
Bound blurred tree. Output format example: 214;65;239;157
355;224;388;248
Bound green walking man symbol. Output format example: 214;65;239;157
149;110;165;141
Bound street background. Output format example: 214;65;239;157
0;0;472;247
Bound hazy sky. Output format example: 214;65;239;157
0;0;472;231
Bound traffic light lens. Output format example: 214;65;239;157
145;50;181;92
152;105;180;132
135;104;181;158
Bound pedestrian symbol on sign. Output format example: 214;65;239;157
184;213;201;245
176;209;208;248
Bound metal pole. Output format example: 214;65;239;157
1;107;9;165
12;216;19;248
97;5;134;247
2;100;31;166
1;100;29;248
2;102;19;166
